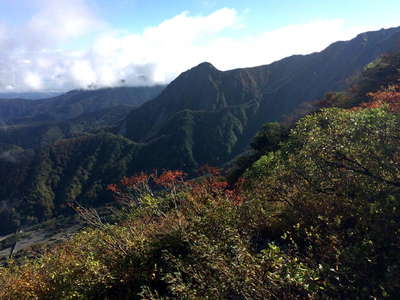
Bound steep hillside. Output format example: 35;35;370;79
0;133;143;232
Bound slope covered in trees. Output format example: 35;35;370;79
0;133;144;232
0;105;138;149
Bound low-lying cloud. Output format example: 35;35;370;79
0;1;396;92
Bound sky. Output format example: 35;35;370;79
0;0;399;92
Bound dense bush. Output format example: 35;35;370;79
244;104;400;299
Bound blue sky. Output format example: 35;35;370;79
0;0;399;92
93;0;400;35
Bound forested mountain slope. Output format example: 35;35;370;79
122;26;400;161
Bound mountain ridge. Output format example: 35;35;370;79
122;26;400;160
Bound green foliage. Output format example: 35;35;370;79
250;122;289;153
285;107;400;196
228;122;289;184
245;105;400;298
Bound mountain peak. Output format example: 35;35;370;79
178;62;219;80
192;62;217;71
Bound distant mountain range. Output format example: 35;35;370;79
0;26;400;234
0;86;164;148
0;92;63;100
0;86;165;124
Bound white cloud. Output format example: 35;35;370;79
24;72;43;90
204;19;375;70
0;3;397;92
0;0;105;92
27;0;105;46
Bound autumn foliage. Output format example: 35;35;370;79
361;84;400;111
107;167;243;209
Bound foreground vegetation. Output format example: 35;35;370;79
1;53;400;299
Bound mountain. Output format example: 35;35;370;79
0;86;164;149
0;85;164;124
1;26;400;234
0;105;142;149
0;92;63;100
122;27;400;164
